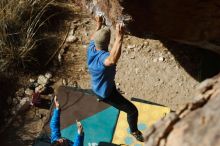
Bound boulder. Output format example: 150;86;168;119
143;73;220;146
79;0;220;54
166;94;220;146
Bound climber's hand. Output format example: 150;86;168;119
95;15;103;23
54;96;60;109
95;15;104;30
116;23;124;40
76;120;83;135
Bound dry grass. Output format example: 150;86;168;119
0;0;76;130
0;0;73;72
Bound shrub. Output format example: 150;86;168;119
0;0;71;72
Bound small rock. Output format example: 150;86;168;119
16;88;25;97
71;53;76;58
147;47;152;52
191;84;195;88
11;109;16;115
144;41;149;46
159;57;165;62
78;68;83;72
45;72;52;79
37;75;49;85
29;78;35;83
66;35;78;43
73;19;80;24
16;96;22;101
127;45;136;49
159;139;166;146
36;113;44;119
126;36;131;41
84;32;89;36
135;68;139;74
130;55;135;59
125;50;130;54
82;20;90;24
159;81;165;85
62;79;67;86
69;27;75;35
13;98;19;105
60;48;65;55
135;45;143;52
140;44;145;48
71;81;78;88
116;82;120;86
35;85;46;93
17;97;30;112
171;57;175;60
153;58;158;62
75;52;80;56
58;53;62;63
25;88;34;96
122;49;126;53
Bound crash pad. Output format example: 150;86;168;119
35;86;119;146
112;98;170;146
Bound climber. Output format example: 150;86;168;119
50;96;84;146
87;15;144;142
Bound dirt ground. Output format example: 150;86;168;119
1;4;220;146
58;15;201;111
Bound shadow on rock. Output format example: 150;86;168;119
161;40;220;81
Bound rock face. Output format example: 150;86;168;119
143;73;220;146
79;0;220;54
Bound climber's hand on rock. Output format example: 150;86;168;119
54;96;60;109
95;15;103;30
95;15;103;23
116;23;124;40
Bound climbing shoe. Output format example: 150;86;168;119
131;130;144;142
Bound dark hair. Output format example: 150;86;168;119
51;140;68;146
51;141;62;146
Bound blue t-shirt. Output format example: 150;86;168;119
87;40;116;98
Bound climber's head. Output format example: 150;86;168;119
94;26;111;51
